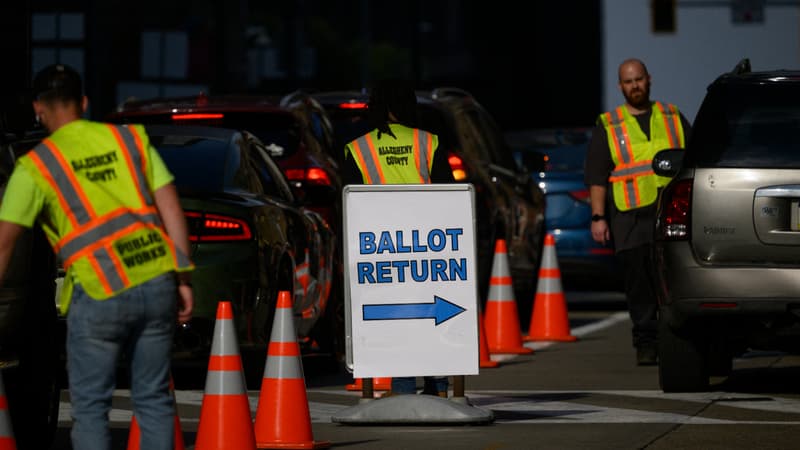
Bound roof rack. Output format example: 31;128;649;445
731;58;751;75
430;87;472;100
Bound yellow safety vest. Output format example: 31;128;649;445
18;121;193;310
599;101;686;211
345;123;439;184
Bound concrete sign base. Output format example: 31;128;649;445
331;395;495;425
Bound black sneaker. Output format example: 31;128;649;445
636;345;658;366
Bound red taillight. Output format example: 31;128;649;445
447;152;468;181
568;189;591;203
338;102;368;109
285;167;332;186
659;178;692;240
172;113;224;120
185;211;252;242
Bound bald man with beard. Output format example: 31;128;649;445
584;58;692;366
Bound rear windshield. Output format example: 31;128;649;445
117;112;301;161
687;82;800;168
149;134;228;192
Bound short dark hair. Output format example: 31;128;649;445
32;64;83;104
367;79;418;134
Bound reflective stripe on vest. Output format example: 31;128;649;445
654;101;684;149
605;107;649;209
351;128;433;184
28;125;190;295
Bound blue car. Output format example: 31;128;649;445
509;128;622;290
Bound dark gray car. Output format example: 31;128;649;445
652;59;800;392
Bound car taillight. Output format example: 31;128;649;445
447;152;468;181
185;211;252;242
172;113;224;120
658;178;692;240
568;189;591;204
285;167;332;186
338;102;367;109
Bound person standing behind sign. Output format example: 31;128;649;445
584;58;690;366
0;64;194;450
344;78;455;397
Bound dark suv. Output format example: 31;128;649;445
313;88;546;311
652;59;800;392
0;130;61;449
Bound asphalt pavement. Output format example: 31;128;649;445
48;290;800;449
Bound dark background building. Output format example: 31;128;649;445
1;0;602;134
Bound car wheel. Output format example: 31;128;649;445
658;315;710;393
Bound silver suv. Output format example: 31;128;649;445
652;59;800;392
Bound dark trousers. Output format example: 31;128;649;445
618;244;658;348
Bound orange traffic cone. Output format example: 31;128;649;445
484;239;533;354
524;233;577;342
254;291;331;449
127;374;185;450
195;301;256;450
479;311;499;368
345;377;392;392
0;372;16;450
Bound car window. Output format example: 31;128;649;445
250;139;296;203
687;83;800;169
149;134;227;192
232;136;268;195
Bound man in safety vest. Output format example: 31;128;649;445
343;79;454;397
0;64;194;450
584;58;691;366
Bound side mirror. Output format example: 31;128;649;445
652;148;684;177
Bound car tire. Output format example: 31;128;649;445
658;315;710;393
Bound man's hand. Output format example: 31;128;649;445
177;283;193;324
591;219;611;245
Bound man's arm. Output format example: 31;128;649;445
585;123;613;245
0;221;27;284
153;183;193;324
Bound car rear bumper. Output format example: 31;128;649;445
655;242;800;323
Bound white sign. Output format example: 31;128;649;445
343;184;479;378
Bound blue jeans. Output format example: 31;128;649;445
391;376;449;395
67;272;177;450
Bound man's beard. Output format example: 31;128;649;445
625;88;650;109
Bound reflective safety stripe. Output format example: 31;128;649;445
352;135;381;183
108;125;153;207
210;318;240;356
203;370;247;395
655;101;682;149
57;209;161;263
414;129;431;183
32;140;95;226
264;354;304;379
605;107;644;209
92;246;127;292
609;160;654;181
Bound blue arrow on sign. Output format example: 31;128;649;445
362;296;466;326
